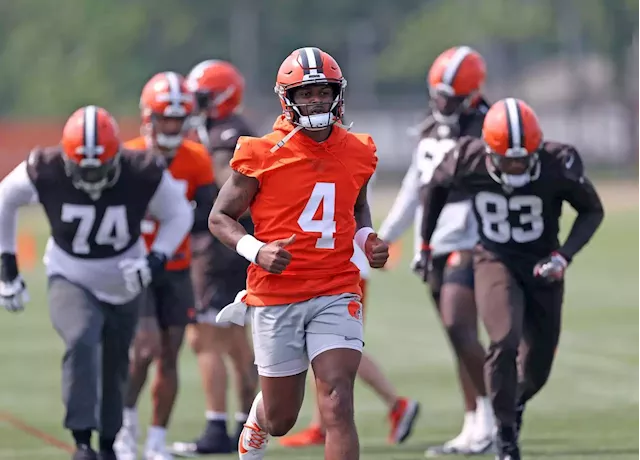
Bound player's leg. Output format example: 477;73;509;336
98;294;141;459
47;276;105;458
306;293;365;460
115;290;160;460
473;247;524;460
356;280;420;444
238;303;310;458
515;282;564;438
424;254;481;455
440;251;493;452
225;324;259;440
145;270;191;459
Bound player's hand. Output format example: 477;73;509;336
533;252;568;282
119;251;167;295
413;243;432;283
0;277;29;313
0;253;28;313
256;234;295;274
364;233;389;269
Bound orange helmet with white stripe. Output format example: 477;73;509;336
274;47;347;130
139;71;194;150
427;46;486;124
61;105;122;195
483;98;543;188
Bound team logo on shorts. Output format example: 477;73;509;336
446;251;461;267
347;300;363;320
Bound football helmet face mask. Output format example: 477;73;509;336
274;47;346;131
61;105;121;196
140;71;194;150
428;46;486;125
483;98;543;188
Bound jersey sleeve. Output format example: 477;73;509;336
147;170;194;257
229;137;264;182
556;146;604;260
377;155;421;243
210;125;242;152
0;161;39;253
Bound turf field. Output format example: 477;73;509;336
0;182;637;460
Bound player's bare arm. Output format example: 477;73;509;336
209;170;293;274
354;181;389;269
354;180;373;230
208;170;258;246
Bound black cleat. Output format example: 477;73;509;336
495;424;521;460
97;451;117;460
73;445;98;460
170;421;232;456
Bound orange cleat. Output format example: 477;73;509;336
278;425;325;448
388;397;420;444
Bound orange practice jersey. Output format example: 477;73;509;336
230;115;377;306
124;137;214;270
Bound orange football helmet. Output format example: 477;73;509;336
274;47;346;130
140;71;194;150
483;98;543;188
61;105;121;195
427;46;486;124
186;60;244;121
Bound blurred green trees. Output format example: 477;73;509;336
0;0;635;116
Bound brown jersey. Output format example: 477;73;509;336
26;146;165;259
422;137;604;274
207;113;255;153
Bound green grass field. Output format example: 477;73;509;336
0;183;637;460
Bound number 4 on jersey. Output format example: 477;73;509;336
298;182;337;249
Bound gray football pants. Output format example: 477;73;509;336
47;275;140;439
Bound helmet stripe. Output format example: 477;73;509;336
165;71;182;108
83;105;98;158
504;98;524;149
300;47;323;76
442;46;472;86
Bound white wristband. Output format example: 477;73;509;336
236;235;266;264
354;227;375;252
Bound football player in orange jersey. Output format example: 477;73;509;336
209;47;388;460
113;72;217;460
279;190;420;449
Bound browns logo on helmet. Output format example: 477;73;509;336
428;46;486;125
139;71;194;151
483;98;543;188
61;105;121;196
274;47;346;131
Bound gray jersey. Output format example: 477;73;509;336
0;157;193;304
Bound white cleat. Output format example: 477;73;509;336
469;398;496;454
238;391;270;459
144;445;174;460
425;412;476;457
114;421;138;460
